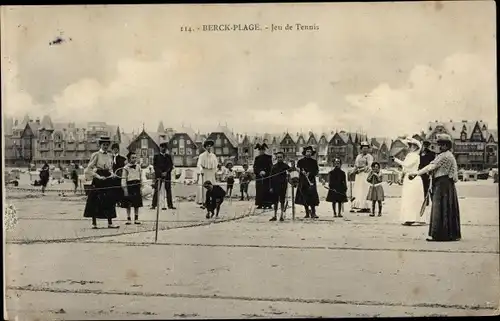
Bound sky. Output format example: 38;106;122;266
1;1;497;137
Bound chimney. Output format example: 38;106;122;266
14;120;18;126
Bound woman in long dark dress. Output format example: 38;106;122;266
325;158;348;217
83;136;119;229
295;146;320;219
409;134;461;242
39;161;50;194
253;143;273;209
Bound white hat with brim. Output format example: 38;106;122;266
406;138;422;150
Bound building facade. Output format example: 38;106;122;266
206;125;239;164
425;120;493;170
327;131;356;165
4;115;122;167
169;128;199;167
279;132;297;160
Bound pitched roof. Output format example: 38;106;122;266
157;121;165;133
213;125;238;147
487;129;498;142
194;133;207;143
175;126;197;142
148;131;171;146
119;132;134;155
389;138;408;157
426;120;488;140
40;115;54;129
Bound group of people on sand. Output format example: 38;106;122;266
347;135;461;242
81;133;462;242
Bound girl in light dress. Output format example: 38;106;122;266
366;162;385;217
121;151;143;225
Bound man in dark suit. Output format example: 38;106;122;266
111;143;127;207
151;142;176;210
419;139;436;206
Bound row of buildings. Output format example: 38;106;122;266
3;115;498;171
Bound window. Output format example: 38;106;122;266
149;148;154;156
223;147;229;154
57;144;61;148
215;148;222;155
187;140;191;145
179;148;185;155
186;148;192;155
215;136;222;147
172;148;178;155
223;138;227;144
179;138;185;148
173;140;177;145
141;138;148;149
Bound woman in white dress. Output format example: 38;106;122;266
350;142;374;213
391;138;425;226
195;140;218;208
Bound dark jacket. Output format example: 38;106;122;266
270;162;290;190
328;167;347;192
112;154;127;176
153;153;174;179
253;154;273;177
205;185;226;206
419;148;436;171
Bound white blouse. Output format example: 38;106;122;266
85;150;113;178
121;163;143;186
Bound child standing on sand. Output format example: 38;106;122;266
366;162;385;217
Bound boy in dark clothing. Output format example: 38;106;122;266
239;164;252;201
203;180;226;219
269;152;290;222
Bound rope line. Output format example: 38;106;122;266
6;169;294;193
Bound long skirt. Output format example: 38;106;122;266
255;176;272;207
326;187;348;203
121;180;143;209
366;185;385;201
351;172;371;209
83;170;117;219
428;176;461;241
400;175;425;224
40;171;49;187
196;169;216;204
110;176;124;206
295;179;320;207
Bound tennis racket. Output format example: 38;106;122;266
419;187;432;217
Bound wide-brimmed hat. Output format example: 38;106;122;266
360;141;370;148
436;134;453;144
422;139;431;146
406;138;422;150
203;140;215;148
255;143;268;150
98;136;111;144
302;146;316;156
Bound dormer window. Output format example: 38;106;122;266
482;125;487;130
